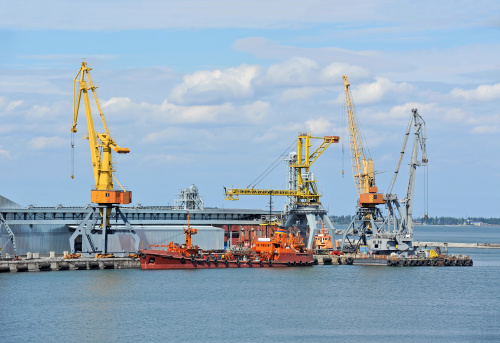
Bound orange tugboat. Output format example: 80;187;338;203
139;215;313;269
313;224;333;250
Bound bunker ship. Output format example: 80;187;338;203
0;185;281;257
140;213;313;270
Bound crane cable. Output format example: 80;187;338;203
247;139;296;189
424;163;429;221
341;87;345;178
342;81;372;178
350;90;372;161
71;132;75;179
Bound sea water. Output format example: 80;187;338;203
1;225;499;343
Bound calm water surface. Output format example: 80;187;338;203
1;226;499;343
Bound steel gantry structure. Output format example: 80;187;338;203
225;132;339;249
70;62;139;256
341;108;428;254
225;133;339;203
340;75;386;252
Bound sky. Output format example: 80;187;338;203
0;0;499;218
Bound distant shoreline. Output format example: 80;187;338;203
414;224;500;228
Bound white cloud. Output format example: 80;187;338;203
470;125;500;134
240;101;270;123
321;63;371;83
235;38;500;86
334;77;415;105
265;57;319;86
234;37;385;69
0;96;24;114
28;136;65;150
351;77;414;104
0;145;11;158
156;100;234;123
1;1;497;31
102;97;133;110
170;64;260;105
370;102;470;124
101;97;135;115
26;105;52;119
280;87;324;102
374;102;434;121
20;54;115;61
440;108;467;123
0;124;17;134
305;118;332;135
102;96;269;125
6;100;24;111
142;127;186;144
0;72;70;95
451;83;500;101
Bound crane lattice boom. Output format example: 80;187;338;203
342;75;384;207
72;62;131;205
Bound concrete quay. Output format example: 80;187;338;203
414;241;500;249
0;257;140;273
314;255;355;265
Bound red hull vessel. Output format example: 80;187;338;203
139;249;313;269
139;214;313;270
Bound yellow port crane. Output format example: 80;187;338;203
71;61;132;206
224;133;339;204
342;75;385;207
225;132;339;249
69;62;139;256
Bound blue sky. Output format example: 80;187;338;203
0;0;499;217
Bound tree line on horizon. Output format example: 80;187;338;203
330;215;500;225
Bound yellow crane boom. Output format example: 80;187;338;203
71;62;132;205
342;75;384;207
225;133;339;203
224;188;318;200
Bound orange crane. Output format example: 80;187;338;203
340;76;428;255
342;75;385;208
341;75;385;251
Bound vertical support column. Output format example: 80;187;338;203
305;213;317;250
102;206;108;254
283;212;297;231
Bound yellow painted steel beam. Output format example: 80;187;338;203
224;132;338;204
293;135;339;168
343;75;375;196
71;62;131;203
224;188;321;201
